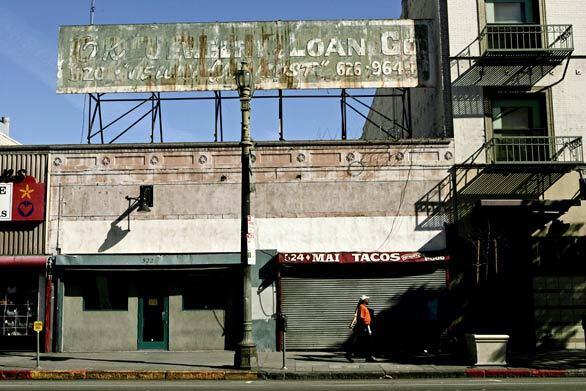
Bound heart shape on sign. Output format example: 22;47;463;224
18;201;34;217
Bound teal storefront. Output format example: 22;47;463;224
53;251;275;352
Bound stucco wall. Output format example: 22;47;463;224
47;143;453;256
169;295;226;351
61;272;242;352
62;283;138;352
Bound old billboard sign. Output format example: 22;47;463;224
57;19;430;93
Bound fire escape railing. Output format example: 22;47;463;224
486;136;583;164
480;24;574;54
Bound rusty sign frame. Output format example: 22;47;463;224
84;89;413;144
57;19;430;94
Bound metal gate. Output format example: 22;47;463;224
280;270;446;350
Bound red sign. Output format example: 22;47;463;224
11;176;45;222
278;252;449;264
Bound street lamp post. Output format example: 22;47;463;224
234;61;257;369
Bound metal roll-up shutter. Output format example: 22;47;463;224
281;269;446;350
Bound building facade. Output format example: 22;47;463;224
34;140;451;352
366;0;586;351
3;1;583;355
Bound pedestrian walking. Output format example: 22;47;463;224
345;294;376;362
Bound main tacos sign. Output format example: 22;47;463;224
278;252;448;264
57;19;430;93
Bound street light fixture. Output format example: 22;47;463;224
235;62;254;96
234;61;257;370
137;185;153;213
123;185;153;231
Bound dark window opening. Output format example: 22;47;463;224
182;273;229;310
495;2;526;23
499;106;533;129
83;274;128;311
485;0;537;24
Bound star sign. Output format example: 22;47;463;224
19;184;35;199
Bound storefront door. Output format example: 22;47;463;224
138;296;169;350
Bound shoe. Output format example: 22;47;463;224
365;356;377;362
344;353;354;363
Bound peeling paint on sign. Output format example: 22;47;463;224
57;19;430;93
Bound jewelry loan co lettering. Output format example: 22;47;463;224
57;20;423;93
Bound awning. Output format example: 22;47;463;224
278;252;449;265
0;256;48;268
55;253;242;267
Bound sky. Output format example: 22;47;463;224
0;1;402;145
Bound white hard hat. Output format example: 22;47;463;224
360;295;370;301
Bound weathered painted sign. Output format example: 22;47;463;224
57;19;427;93
278;252;448;264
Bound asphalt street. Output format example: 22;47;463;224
1;379;586;390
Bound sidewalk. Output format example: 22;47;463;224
1;350;586;380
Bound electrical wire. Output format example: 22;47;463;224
375;142;415;251
257;283;274;318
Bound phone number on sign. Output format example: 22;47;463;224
336;61;416;77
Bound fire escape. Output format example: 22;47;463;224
416;20;583;349
452;24;574;88
419;22;580;230
445;21;581;221
418;20;583;282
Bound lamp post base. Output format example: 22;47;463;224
234;344;257;370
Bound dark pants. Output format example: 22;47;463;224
346;325;373;358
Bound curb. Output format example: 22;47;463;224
260;370;387;381
465;368;576;378
260;368;586;381
0;370;259;381
2;368;586;381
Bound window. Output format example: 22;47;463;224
492;97;544;136
83;274;128;311
490;95;549;161
495;106;533;130
494;2;525;23
0;273;37;336
182;273;228;310
485;0;536;24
